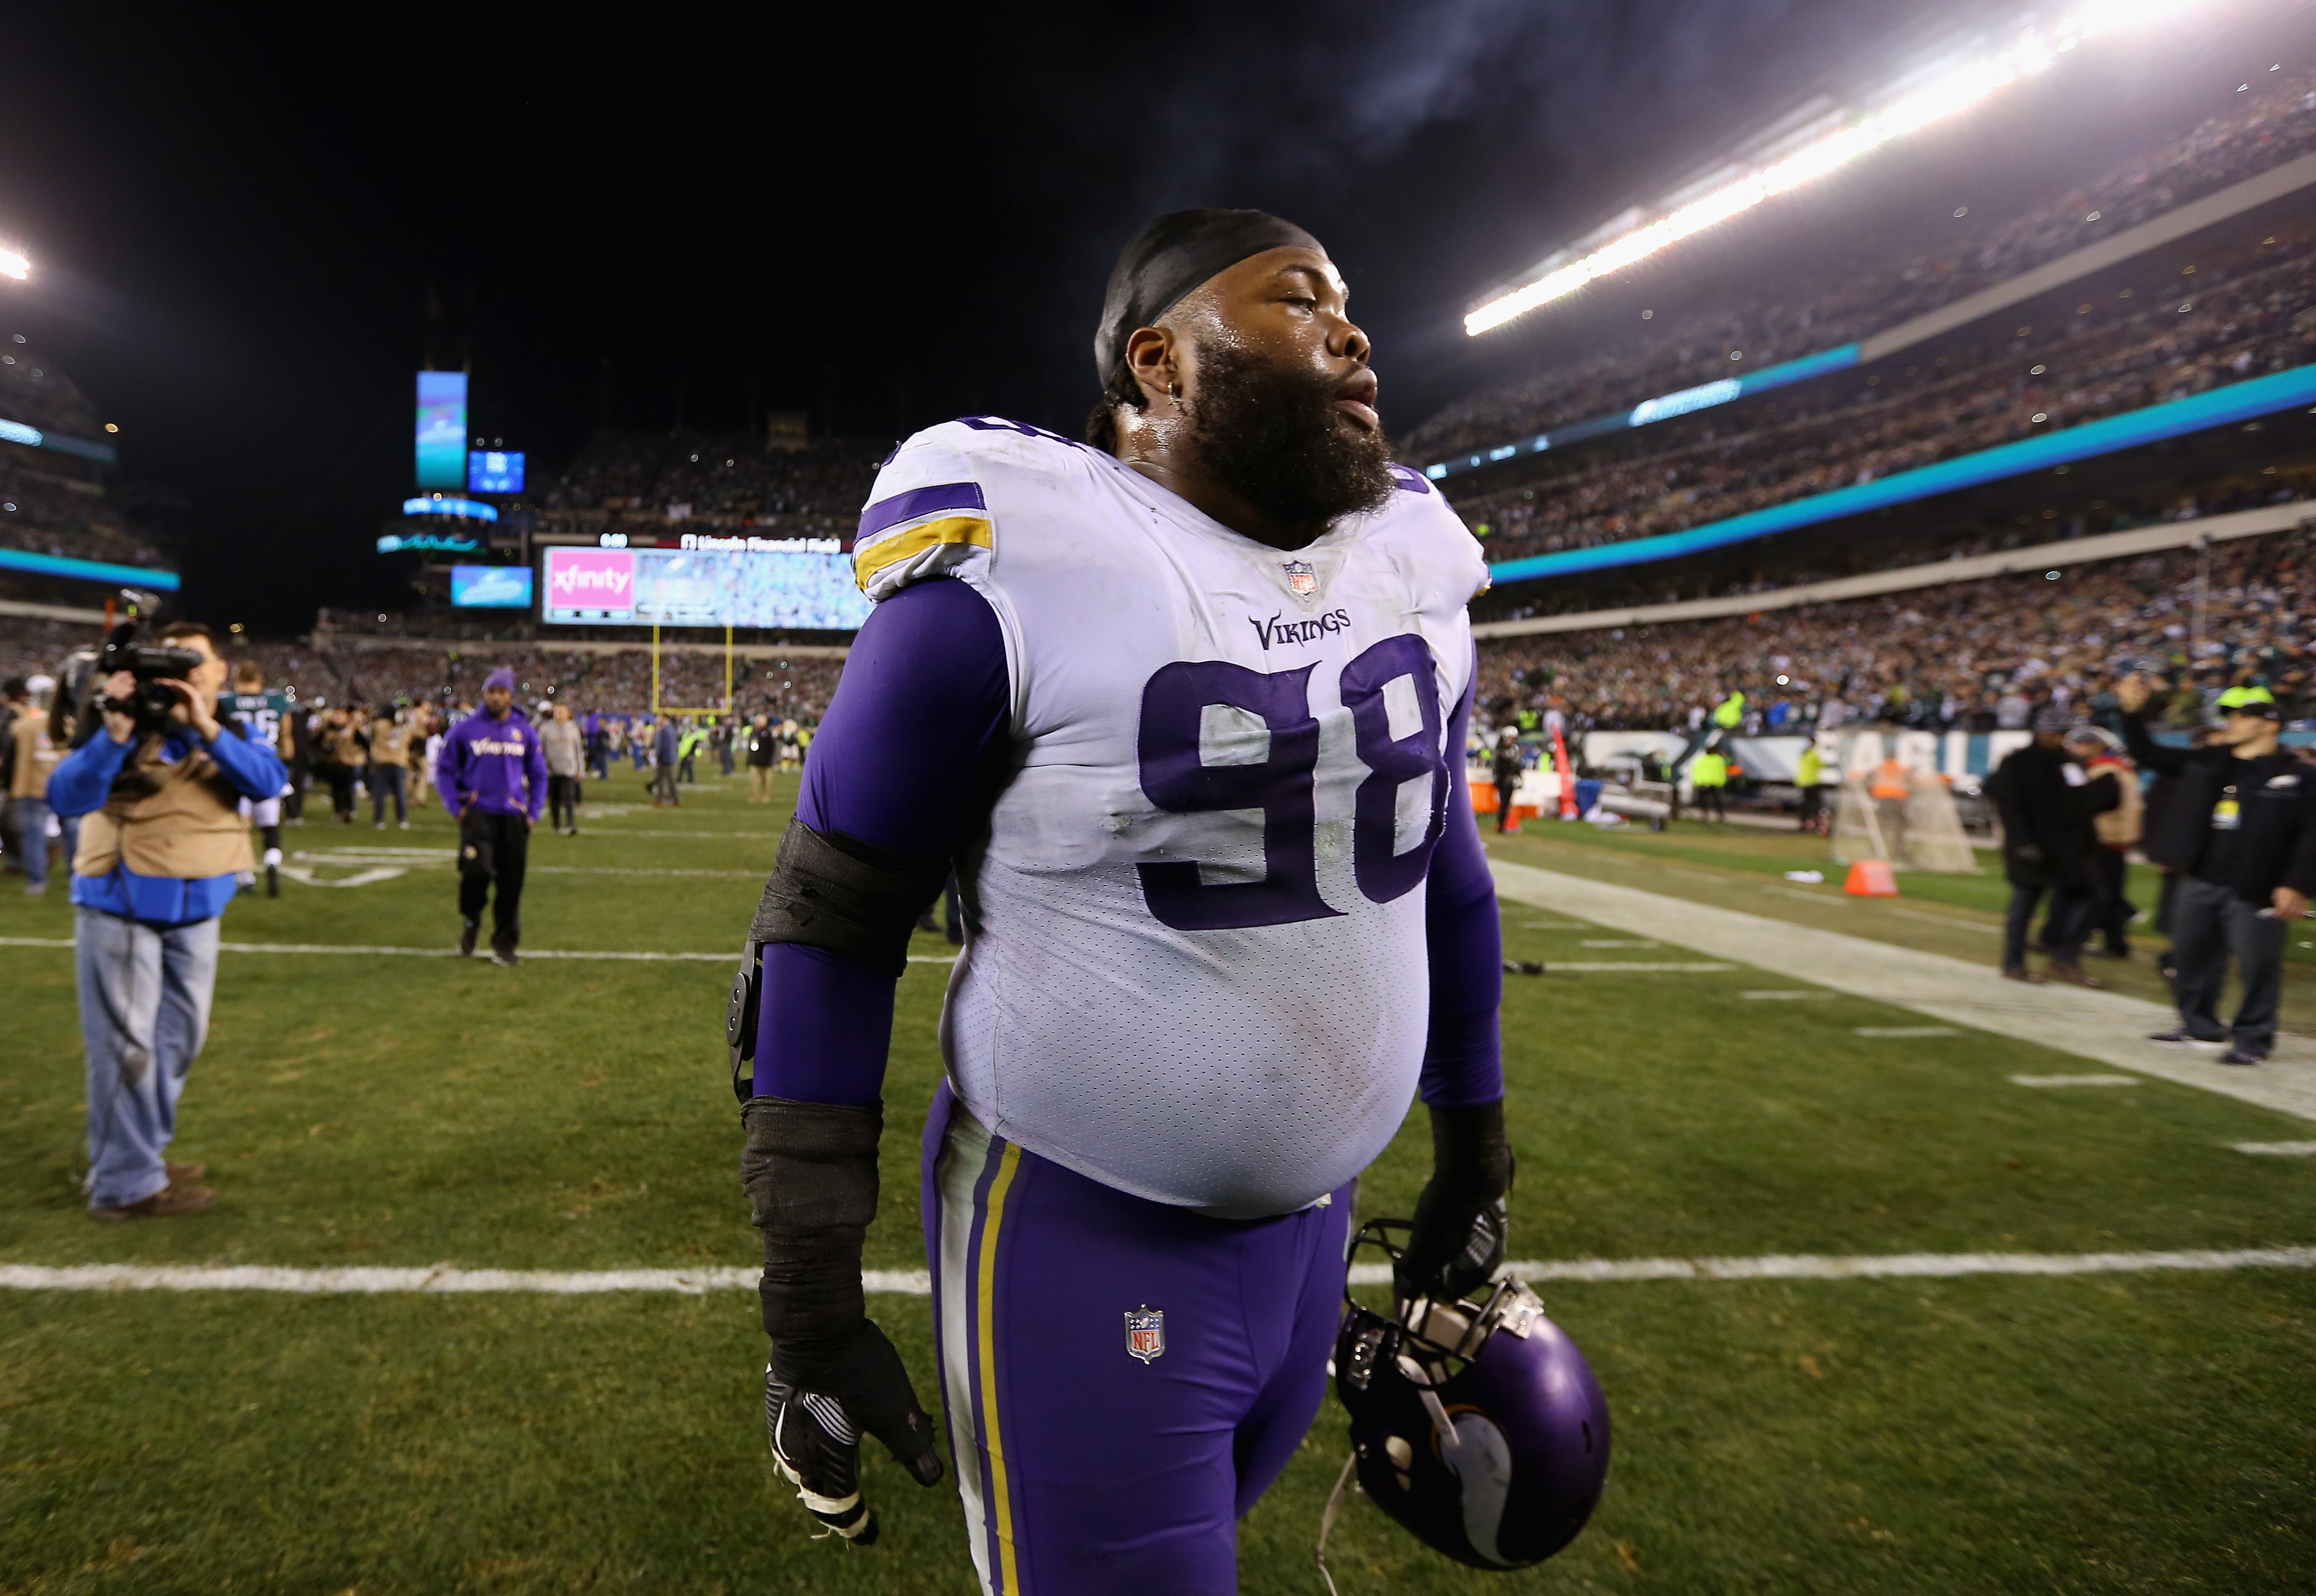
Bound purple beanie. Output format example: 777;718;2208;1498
484;666;518;693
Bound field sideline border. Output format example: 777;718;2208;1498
1490;859;2316;1122
4;1248;2309;1298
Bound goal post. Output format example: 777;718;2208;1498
1830;729;1981;873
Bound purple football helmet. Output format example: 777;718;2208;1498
1330;1221;1609;1570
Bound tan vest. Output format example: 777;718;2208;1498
73;736;256;880
2091;760;2145;849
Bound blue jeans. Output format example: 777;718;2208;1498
76;907;220;1208
14;796;77;889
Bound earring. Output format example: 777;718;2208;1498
1169;379;1181;402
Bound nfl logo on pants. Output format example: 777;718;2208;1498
1124;1305;1165;1364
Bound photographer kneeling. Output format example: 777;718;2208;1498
48;621;289;1219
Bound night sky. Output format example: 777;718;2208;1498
2;0;2306;630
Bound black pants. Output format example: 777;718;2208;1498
324;764;356;819
458;809;530;946
1696;785;1725;821
1797;786;1823;832
2169;875;2285;1054
2005;882;2092;969
370;764;407;824
548;774;582;831
1492;774;1520;831
285;762;307;821
2088;847;2133;955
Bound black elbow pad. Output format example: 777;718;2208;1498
729;818;950;1101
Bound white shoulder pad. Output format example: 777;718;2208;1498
851;417;1092;602
1377;463;1491;606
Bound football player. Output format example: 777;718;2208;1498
734;209;1508;1593
224;661;296;897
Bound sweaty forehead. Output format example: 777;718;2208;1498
1171;247;1345;320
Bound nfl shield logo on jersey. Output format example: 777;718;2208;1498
1281;559;1318;598
1124;1305;1165;1363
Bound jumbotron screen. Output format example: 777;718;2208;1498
541;539;870;630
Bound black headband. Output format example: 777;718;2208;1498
1093;208;1324;389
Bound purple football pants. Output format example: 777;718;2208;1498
921;1080;1352;1595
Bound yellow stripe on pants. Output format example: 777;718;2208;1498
976;1140;1025;1593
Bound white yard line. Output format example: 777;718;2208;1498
1488;858;2316;1123
1581;939;1659;948
1742;990;1841;1000
2233;1140;2316;1155
0;937;955;965
1854;1026;1961;1038
6;1247;2307;1296
2011;1073;2142;1088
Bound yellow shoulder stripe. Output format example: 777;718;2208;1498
853;515;993;590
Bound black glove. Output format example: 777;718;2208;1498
1394;1099;1514;1306
766;1322;942;1542
743;1096;943;1544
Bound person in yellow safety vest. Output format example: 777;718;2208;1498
1796;742;1827;834
1689;746;1729;822
1711;691;1744;730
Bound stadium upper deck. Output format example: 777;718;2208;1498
0;342;170;599
1419;61;2316;601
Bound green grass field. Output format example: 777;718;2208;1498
3;775;2312;1594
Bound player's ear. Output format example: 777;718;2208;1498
1123;325;1180;410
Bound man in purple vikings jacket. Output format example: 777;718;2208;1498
435;667;546;966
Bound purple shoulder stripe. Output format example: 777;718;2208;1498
1388;463;1432;495
858;480;987;541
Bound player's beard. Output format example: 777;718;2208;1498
1184;344;1396;532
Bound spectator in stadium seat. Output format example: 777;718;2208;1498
2118;677;2316;1063
1987;704;2116;987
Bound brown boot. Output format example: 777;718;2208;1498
165;1160;208;1183
90;1183;217;1221
2000;965;2045;984
2047;961;2103;989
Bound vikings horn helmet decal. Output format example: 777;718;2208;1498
1324;1221;1609;1573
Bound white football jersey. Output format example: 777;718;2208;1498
855;417;1486;1219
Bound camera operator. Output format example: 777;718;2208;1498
2116;676;2316;1065
46;620;289;1219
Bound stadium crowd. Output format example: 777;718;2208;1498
530;430;883;543
1452;227;2316;567
1478;526;2316;733
1409;65;2316;461
0;343;167;573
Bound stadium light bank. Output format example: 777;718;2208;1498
0;246;29;282
1464;0;2217;337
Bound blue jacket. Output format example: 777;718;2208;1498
436;707;547;822
654;721;679;764
48;722;289;926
